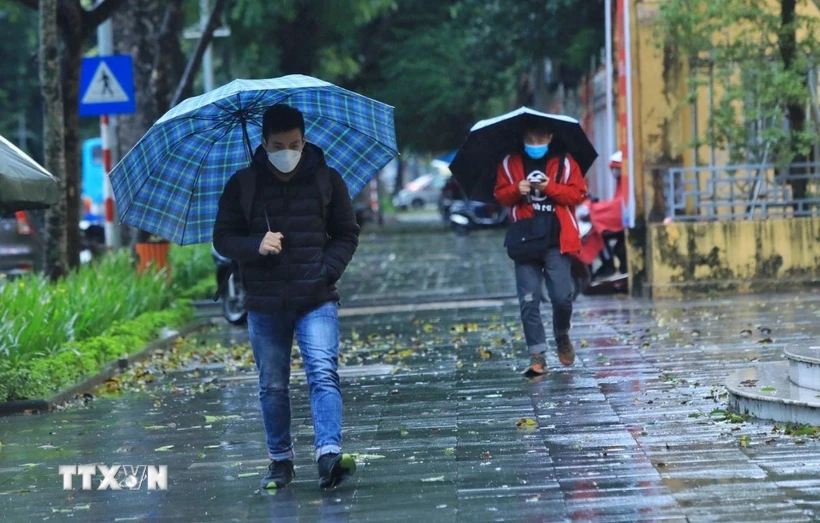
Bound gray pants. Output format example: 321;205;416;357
514;248;574;354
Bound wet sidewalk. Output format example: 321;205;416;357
1;229;819;522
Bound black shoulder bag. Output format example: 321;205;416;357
503;154;565;264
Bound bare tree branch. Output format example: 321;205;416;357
83;0;130;35
170;0;229;108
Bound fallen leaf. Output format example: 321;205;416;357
709;409;728;421
740;435;750;448
145;424;175;430
760;386;776;393
155;445;174;452
204;415;241;423
516;418;537;430
349;453;385;461
444;448;455;455
401;429;409;437
758;337;773;344
421;476;445;483
580;339;589;348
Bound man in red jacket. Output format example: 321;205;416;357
494;118;587;377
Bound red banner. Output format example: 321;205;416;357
616;0;630;209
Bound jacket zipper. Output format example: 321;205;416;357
283;183;290;311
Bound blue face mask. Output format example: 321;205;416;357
524;143;549;159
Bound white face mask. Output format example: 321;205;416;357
267;149;302;173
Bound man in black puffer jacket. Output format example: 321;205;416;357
213;105;360;490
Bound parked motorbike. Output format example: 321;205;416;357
448;199;508;236
211;245;248;325
573;202;628;296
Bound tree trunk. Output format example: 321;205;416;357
60;25;83;270
40;0;68;279
113;0;186;246
278;3;320;75
393;156;404;197
170;0;228;108
780;0;809;208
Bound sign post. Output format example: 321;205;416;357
79;44;135;250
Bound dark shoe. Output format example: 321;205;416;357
318;453;356;489
593;264;616;279
260;460;294;490
556;335;575;366
522;352;548;378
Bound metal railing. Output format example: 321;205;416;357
665;163;820;221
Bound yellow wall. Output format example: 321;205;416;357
647;217;820;297
623;0;820;296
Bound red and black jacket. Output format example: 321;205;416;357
494;152;587;254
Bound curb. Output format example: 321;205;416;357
0;318;215;417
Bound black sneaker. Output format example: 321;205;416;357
556;335;576;366
318;453;356;489
522;352;548;378
260;460;294;490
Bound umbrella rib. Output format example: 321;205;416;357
178;123;236;245
116;119;230;223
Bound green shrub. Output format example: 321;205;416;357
170;244;212;297
0;251;171;362
0;303;193;402
177;277;216;301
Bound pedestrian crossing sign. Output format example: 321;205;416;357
79;55;135;116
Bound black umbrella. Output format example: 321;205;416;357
450;107;598;202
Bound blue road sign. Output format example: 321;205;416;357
79;55;135;116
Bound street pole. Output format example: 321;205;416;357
605;0;615;178
623;0;636;229
200;0;215;92
97;14;121;248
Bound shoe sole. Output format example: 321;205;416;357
319;453;357;489
261;479;291;490
558;352;576;366
522;367;548;378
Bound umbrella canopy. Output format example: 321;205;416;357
0;133;59;213
450;107;598;202
110;75;398;245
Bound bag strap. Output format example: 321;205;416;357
235;167;257;226
554;154;567;185
314;165;333;224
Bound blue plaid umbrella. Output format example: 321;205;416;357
110;75;398;245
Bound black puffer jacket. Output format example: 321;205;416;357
213;143;360;314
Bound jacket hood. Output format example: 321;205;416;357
251;142;328;178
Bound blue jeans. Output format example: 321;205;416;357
247;301;342;462
514;248;574;354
